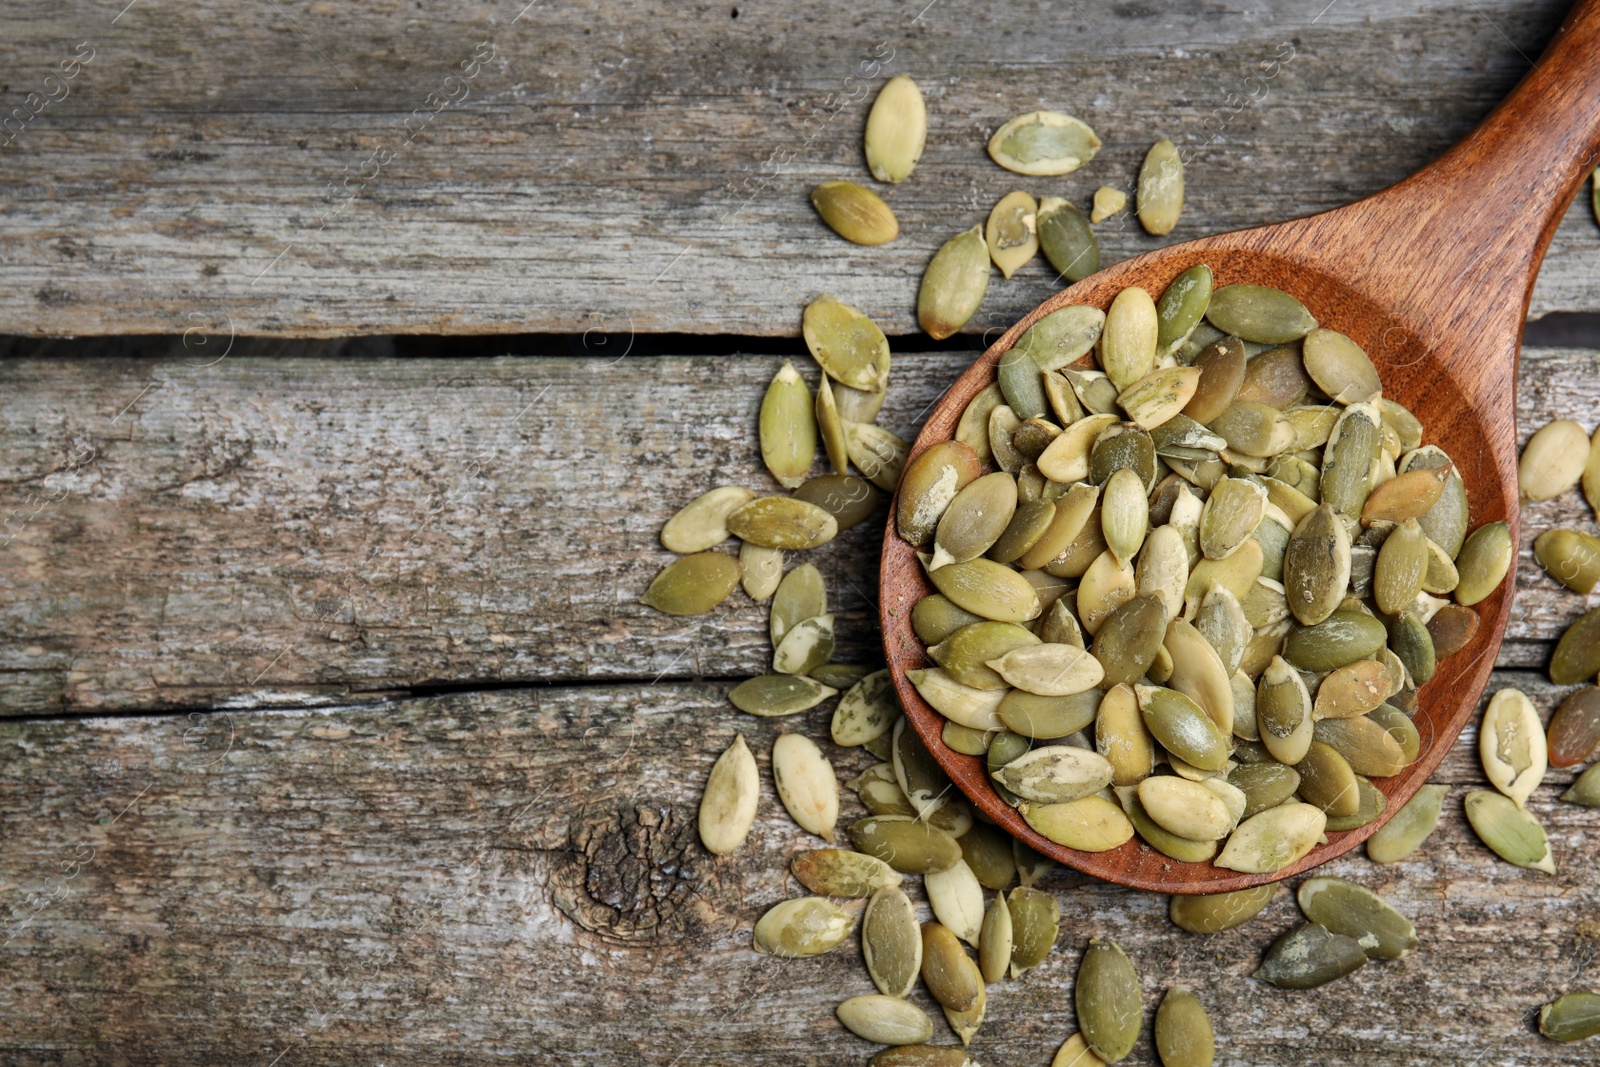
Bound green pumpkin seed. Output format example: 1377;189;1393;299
988;110;1102;175
1216;801;1326;873
1519;418;1589;501
894;716;958;818
1295;741;1360;816
772;563;827;645
931;621;1039;689
1162;618;1235;735
1183;336;1247;424
1563;764;1600;806
942;721;993;755
772;733;838;840
1539;992;1600;1043
831;669;898;747
1046;370;1088;426
1313;659;1389;720
1361;465;1448;525
1534;528;1600;594
1401;447;1468;559
1231;761;1302;819
1077;550;1137;635
998;344;1050;420
1453;522;1515;611
1151;414;1227;460
1077;937;1142;1063
753;896;856;957
1387;609;1435;686
1137;138;1184;236
1205;285;1317;344
730;674;838;717
1011;308;1105;376
850;815;963;874
1089;423;1158;488
1257;654;1314;765
794;473;880;531
1367;782;1448;863
1236;345;1311;409
759;360;816;489
864;72;926;182
1169;884;1281;934
1154;987;1214;1067
986;643;1103;697
1464;789;1556;873
994;744;1115;803
1116;787;1217;862
740;541;783;601
1117;367;1201;431
1420;536;1460;595
1553;606;1600;685
838;995;935;1046
1138;684;1230;771
955;823;1016;892
1321;403;1382;522
641;551;742;615
1138;775;1234;840
872;1047;981;1067
728;496;838;550
1085;594;1163;687
1283;503;1352;626
926;556;1043;623
944;977;986;1047
956;383;1005;465
1253;922;1367;988
1312;714;1408;777
991;499;1057;565
662;486;757;553
919;226;991;341
926;859;986;947
1100;287;1159;390
1547;686;1600;767
1007;885;1061;976
1301;328;1380;404
773;613;835;675
914;594;985;646
1371;517;1426;615
1023;794;1135;851
811;181;899;245
1479;688;1546;808
1156;264;1214;355
978;892;1014;985
862;885;923;996
1209;402;1295;458
1296;876;1417;959
1283;609;1387;671
1199;476;1267;561
899;441;983;546
793;848;902;897
922;921;984;1013
1038;197;1100;282
698;733;759;855
985;191;1041;279
855;762;916;816
1324;774;1387;831
1231;667;1261;740
1286;403;1341;452
1269;453;1322;501
993;686;1094;740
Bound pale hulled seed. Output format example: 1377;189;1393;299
988;110;1102;175
832;669;899;747
753;896;856;957
760;360;816;489
771;733;838;841
986;191;1041;279
919;226;992;341
1100;287;1159;391
812;181;899;245
978;892;1014;985
898;440;983;546
1464;789;1556;874
772;613;835;675
699;734;759;854
771;563;826;645
1215;802;1326;873
1092;186;1128;223
662;486;757;553
864;74;926;183
641;552;742;615
1367;783;1448;863
837;995;935;1046
1479;687;1546;809
1519;418;1590;501
1136;138;1183;236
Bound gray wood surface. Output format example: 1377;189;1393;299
0;345;1594;715
2;673;1595;1066
1;0;1597;337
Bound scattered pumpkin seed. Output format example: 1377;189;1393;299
1519;418;1590;501
641;551;742;615
1547;686;1600;767
925;858;986;947
922;921;984;1013
731;674;839;716
838;995;936;1046
699;733;759;855
1564;764;1600;806
1137;138;1183;236
1479;687;1546;808
978;891;1014;985
728;496;838;550
1534;528;1600;594
988;110;1102;175
1539;992;1600;1043
1464;789;1555;873
1553;606;1600;685
986;191;1041;279
772;733;839;841
832;669;899;747
1366;782;1448;863
772;563;827;645
1091;186;1128;223
759;360;816;489
1253;922;1367;988
1154;987;1214;1067
794;473;880;531
1296;876;1416;959
753;896;857;957
663;486;757;553
850;815;963;874
865;74;927;183
873;1048;980;1067
1076;937;1142;1063
1007;885;1060;976
1169;884;1281;934
812;181;899;245
864;885;923;996
740;541;784;602
919;226;992;341
773;613;836;675
793;848;902;897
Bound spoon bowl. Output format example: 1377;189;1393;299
880;0;1600;893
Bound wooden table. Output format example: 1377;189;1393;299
2;2;1598;1063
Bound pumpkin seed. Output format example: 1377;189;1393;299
1387;610;1435;686
1215;802;1326;873
773;613;835;675
919;226;992;341
1401;447;1467;558
1100;287;1159;390
1236;346;1309;409
1586;422;1600;515
1319;403;1382;522
832;670;898;747
1547;686;1600;767
1257;654;1314;765
1184;336;1247;424
990;498;1055;565
772;563;827;645
753;896;856;957
1084;595;1163;688
1296;741;1360;816
1231;667;1262;741
1154;987;1214;1067
1155;264;1214;356
942;721;993;755
872;1048;981;1067
1283;609;1387;671
1370;517;1426;615
1313;713;1408;777
922;921;984;1013
1138;775;1233;840
794;473;880;531
1253;922;1367;988
1479;688;1546;808
1095;469;1145;566
1448;521;1512;609
728;496;838;550
1169;884;1281;934
1151;414;1228;461
793;848;902;897
1046;370;1088;426
740;542;784;601
772;733;839;841
865;74;927;183
662;486;757;553
1230;761;1302;819
1464;789;1556;873
1038;197;1100;282
1133;525;1189;621
952;824;1014;892
863;885;923;996
894;716;957;819
731;674;838;716
1007;885;1060;976
1300;329;1380;404
1199;476;1267;560
758;360;817;490
985;644;1102;697
925;556;1043;623
1534;528;1600;594
641;551;742;615
998;345;1050;421
1011;308;1105;376
897;444;982;550
1138;684;1230;771
1085;683;1147;787
1089;423;1158;488
1313;659;1389;720
994;686;1095;738
1023;794;1135;851
812;181;899;245
978;890;1014;984
926;859;986;947
1324;773;1387;831
944;979;986;1047
931;622;1039;689
1564;764;1600;806
915;595;983;646
994;744;1115;803
698;733;759;855
988;110;1102;175
1077;551;1137;635
1116;786;1217;862
1137;138;1183;236
838;995;936;1046
1092;186;1128;223
1366;782;1448;863
1283;503;1352;626
1163;618;1235;735
1553;606;1600;684
957;383;1005;465
1205;285;1316;344
1117;367;1201;431
1077;937;1142;1063
1539;992;1600;1043
1519;418;1590;501
1209;401;1295;458
1420;536;1460;595
850;816;963;874
1296;876;1416;959
1361;465;1448;525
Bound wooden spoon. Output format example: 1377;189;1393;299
880;0;1600;894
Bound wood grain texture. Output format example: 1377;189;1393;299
0;345;1594;716
1;673;1595;1066
2;0;1599;338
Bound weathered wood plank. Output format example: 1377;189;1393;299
1;0;1597;337
0;346;1594;714
1;673;1594;1065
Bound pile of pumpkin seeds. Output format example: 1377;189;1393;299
898;268;1506;873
